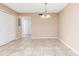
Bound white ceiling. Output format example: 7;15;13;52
4;3;68;13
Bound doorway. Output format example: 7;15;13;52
20;16;31;38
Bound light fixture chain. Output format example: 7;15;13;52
45;3;47;13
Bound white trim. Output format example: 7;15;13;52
31;37;58;39
59;38;79;55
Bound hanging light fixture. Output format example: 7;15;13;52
38;3;51;19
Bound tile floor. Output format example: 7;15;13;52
0;38;78;56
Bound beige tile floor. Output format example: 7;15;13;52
0;38;78;56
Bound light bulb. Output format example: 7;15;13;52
46;14;51;18
41;14;51;19
41;15;45;18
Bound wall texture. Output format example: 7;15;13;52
59;3;79;54
19;13;58;39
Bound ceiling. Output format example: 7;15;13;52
4;3;68;13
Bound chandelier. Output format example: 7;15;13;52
38;3;51;19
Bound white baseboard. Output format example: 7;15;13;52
59;38;79;55
22;34;31;38
31;37;58;39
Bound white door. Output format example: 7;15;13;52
21;16;31;37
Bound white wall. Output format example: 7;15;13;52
59;4;79;54
0;11;16;46
31;14;58;39
19;13;58;39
